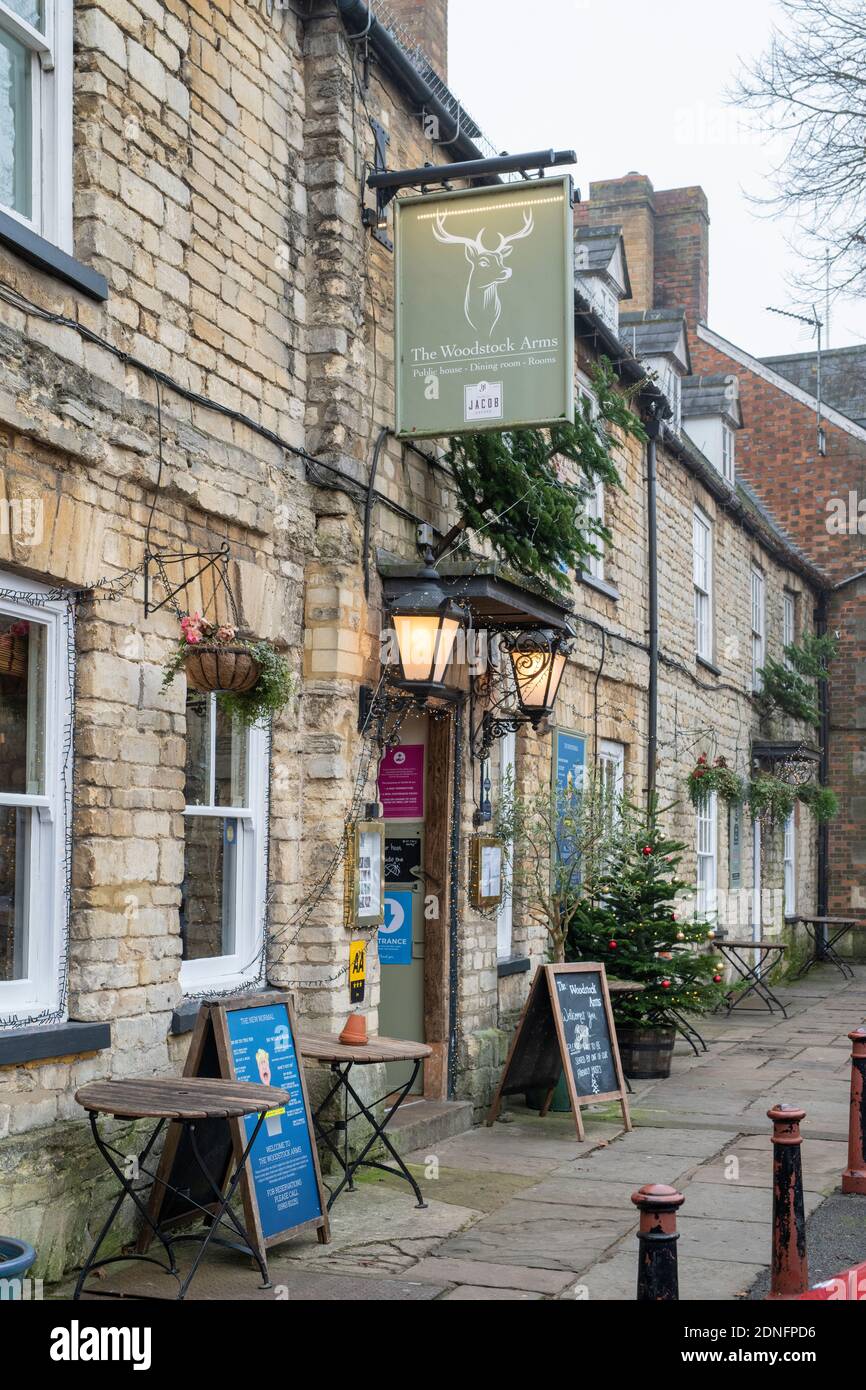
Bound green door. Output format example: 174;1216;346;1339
379;822;425;1093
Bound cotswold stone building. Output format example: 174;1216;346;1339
0;1;834;1277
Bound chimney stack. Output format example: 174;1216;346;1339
586;174;657;313
385;0;449;83
653;186;710;329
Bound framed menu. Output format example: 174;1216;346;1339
469;834;504;909
344;819;385;928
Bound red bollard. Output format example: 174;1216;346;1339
842;1028;866;1196
631;1183;685;1301
767;1104;809;1300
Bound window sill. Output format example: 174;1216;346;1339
697;654;722;677
0;1020;111;1068
171;983;279;1036
579;570;620;602
497;955;531;979
0;209;108;301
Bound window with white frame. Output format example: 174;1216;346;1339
181;693;269;993
584;476;606;581
783;810;796;916
693;507;713;661
751;567;766;691
0;0;72;248
696;791;717;917
0;575;71;1022
598;739;625;836
721;425;736;483
782;590;796;668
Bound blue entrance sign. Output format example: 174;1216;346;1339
226;1003;323;1240
554;729;586;866
379;890;414;965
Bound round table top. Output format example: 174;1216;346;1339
299;1030;433;1065
75;1077;291;1120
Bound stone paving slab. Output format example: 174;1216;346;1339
406;1254;577;1295
441;1284;544;1300
438;1212;629;1272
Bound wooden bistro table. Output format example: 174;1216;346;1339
73;1077;291;1301
299;1031;432;1211
786;914;865;980
715;938;788;1017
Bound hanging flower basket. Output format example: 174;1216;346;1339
184;644;261;694
687;755;743;806
0;622;29;680
161;613;295;728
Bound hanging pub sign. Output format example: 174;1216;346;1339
344;819;385;928
395;175;575;438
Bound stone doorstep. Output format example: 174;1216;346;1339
386;1098;475;1154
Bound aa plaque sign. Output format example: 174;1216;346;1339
395;176;575;438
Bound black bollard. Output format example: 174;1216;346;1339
631;1183;685;1301
767;1104;808;1299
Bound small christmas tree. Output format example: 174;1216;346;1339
567;800;726;1025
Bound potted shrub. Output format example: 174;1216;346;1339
568;802;725;1080
162;613;295;727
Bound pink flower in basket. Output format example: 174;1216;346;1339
180;613;205;645
215;625;237;643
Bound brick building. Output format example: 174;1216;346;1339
0;3;833;1278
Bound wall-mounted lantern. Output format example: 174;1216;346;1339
502;627;572;726
387;556;467;703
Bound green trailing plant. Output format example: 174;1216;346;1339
687;754;744;807
747;774;797;825
161;615;295;728
566;798;726;1026
756;633;837;727
796;782;839;823
442;359;645;592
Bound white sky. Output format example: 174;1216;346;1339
448;0;866;358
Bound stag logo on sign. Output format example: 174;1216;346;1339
433;210;534;338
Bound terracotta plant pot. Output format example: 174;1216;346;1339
0;633;27;680
339;1013;368;1047
184;644;261;694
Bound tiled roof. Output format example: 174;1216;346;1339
761;345;866;429
681;373;743;426
574;225;632;296
619;309;691;369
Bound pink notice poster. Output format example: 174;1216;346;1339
379;744;425;819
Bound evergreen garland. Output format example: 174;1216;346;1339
443;359;645;591
756;633;837;727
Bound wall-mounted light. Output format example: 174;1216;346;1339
387;556;467;702
502;627;572;726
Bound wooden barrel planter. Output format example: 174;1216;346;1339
0;633;27;680
184;645;260;694
616;1025;676;1080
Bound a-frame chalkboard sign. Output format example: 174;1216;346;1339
487;963;631;1140
140;991;329;1266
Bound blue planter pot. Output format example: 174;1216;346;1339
0;1237;36;1290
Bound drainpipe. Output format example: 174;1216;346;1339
816;590;830;939
447;697;464;1098
645;417;662;807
